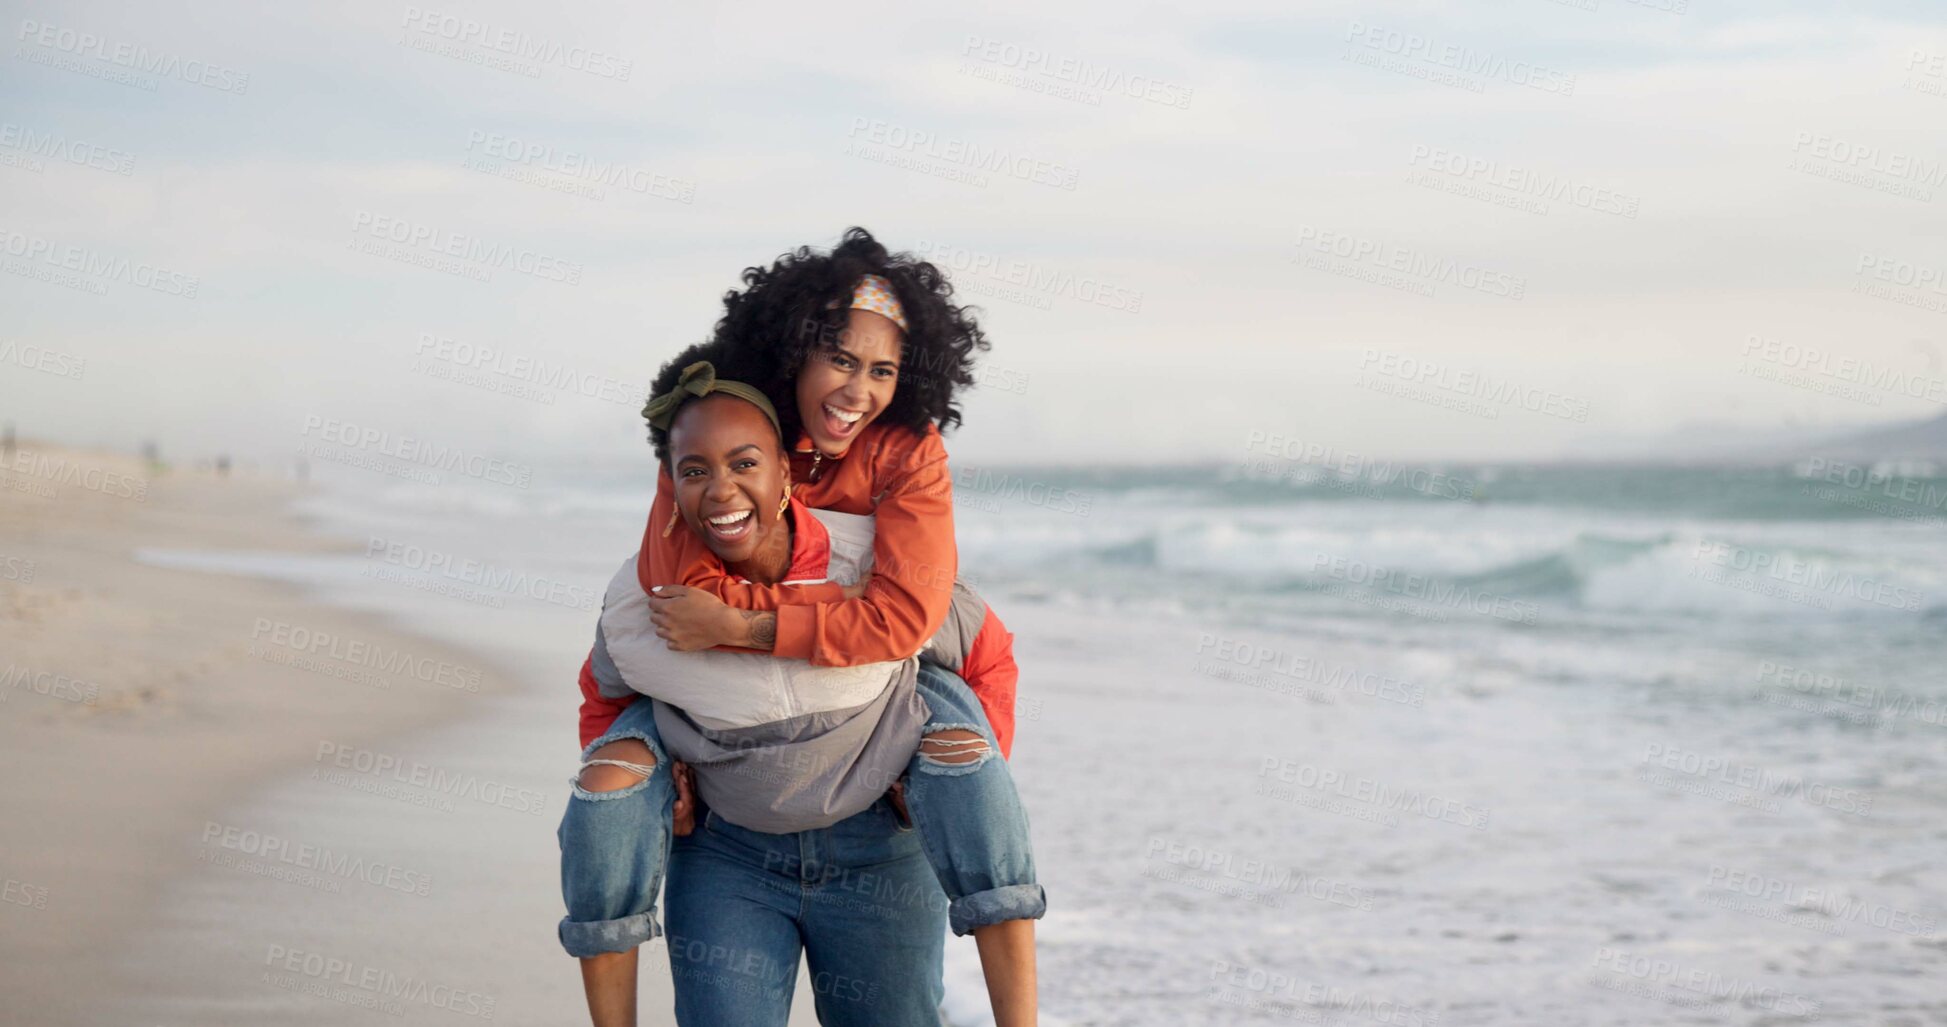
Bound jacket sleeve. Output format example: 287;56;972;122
576;613;645;750
772;430;959;666
957;605;1020;760
577;652;633;751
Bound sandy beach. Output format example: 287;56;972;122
0;445;516;1020
0;445;839;1025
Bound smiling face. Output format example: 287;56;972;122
667;394;791;571
795;308;903;455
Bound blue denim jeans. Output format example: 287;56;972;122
905;660;1046;936
665;799;945;1025
556;696;673;958
556;664;1044;957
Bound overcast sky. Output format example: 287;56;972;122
4;0;1945;467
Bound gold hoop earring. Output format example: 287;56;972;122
778;483;792;518
662;508;680;538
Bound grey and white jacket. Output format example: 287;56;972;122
587;508;987;833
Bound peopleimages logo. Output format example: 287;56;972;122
1;449;148;500
412;332;644;406
462;131;694;202
0;228;200;298
1689;538;1922;611
1343;21;1576;95
1242;431;1480;502
844;118;1080;191
1356;349;1587;421
1312;553;1540;624
364;537;598;611
1207;960;1436;1027
0;340;86;380
263;943;496;1019
347;210;583;285
1194;631;1428;707
314;740;548;815
300;415;532;488
1294;225;1527;301
15;19;250;93
0;122;135;175
201;821;433;896
251;617;483;692
953;467;1093;515
1406;144;1640;218
1790;133;1947;188
1586;947;1819;1017
1143;836;1377;910
1257;757;1491;830
1639;742;1873;815
0;664;101;706
959;36;1194;109
398;7;632;80
909;239;1142;313
1740;334;1947;404
1702;864;1937;938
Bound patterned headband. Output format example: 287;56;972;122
829;273;909;332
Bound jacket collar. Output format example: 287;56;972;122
728;493;832;584
793;430;859;461
793;430;854;485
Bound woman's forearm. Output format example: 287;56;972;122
725;609;777;650
719;578;860;651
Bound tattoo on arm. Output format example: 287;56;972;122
740;610;777;650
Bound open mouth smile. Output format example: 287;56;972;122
704;509;754;541
821;402;866;439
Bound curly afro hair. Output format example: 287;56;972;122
688;227;991;447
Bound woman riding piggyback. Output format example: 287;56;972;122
563;228;1044;1026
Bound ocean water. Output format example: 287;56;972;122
941;460;1947;1025
131;455;1947;1025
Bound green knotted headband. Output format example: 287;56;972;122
641;360;781;435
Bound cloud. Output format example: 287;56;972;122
5;1;1946;465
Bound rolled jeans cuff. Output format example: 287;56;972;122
948;883;1047;937
559;909;662;958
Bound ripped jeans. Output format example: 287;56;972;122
555;662;1045;957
